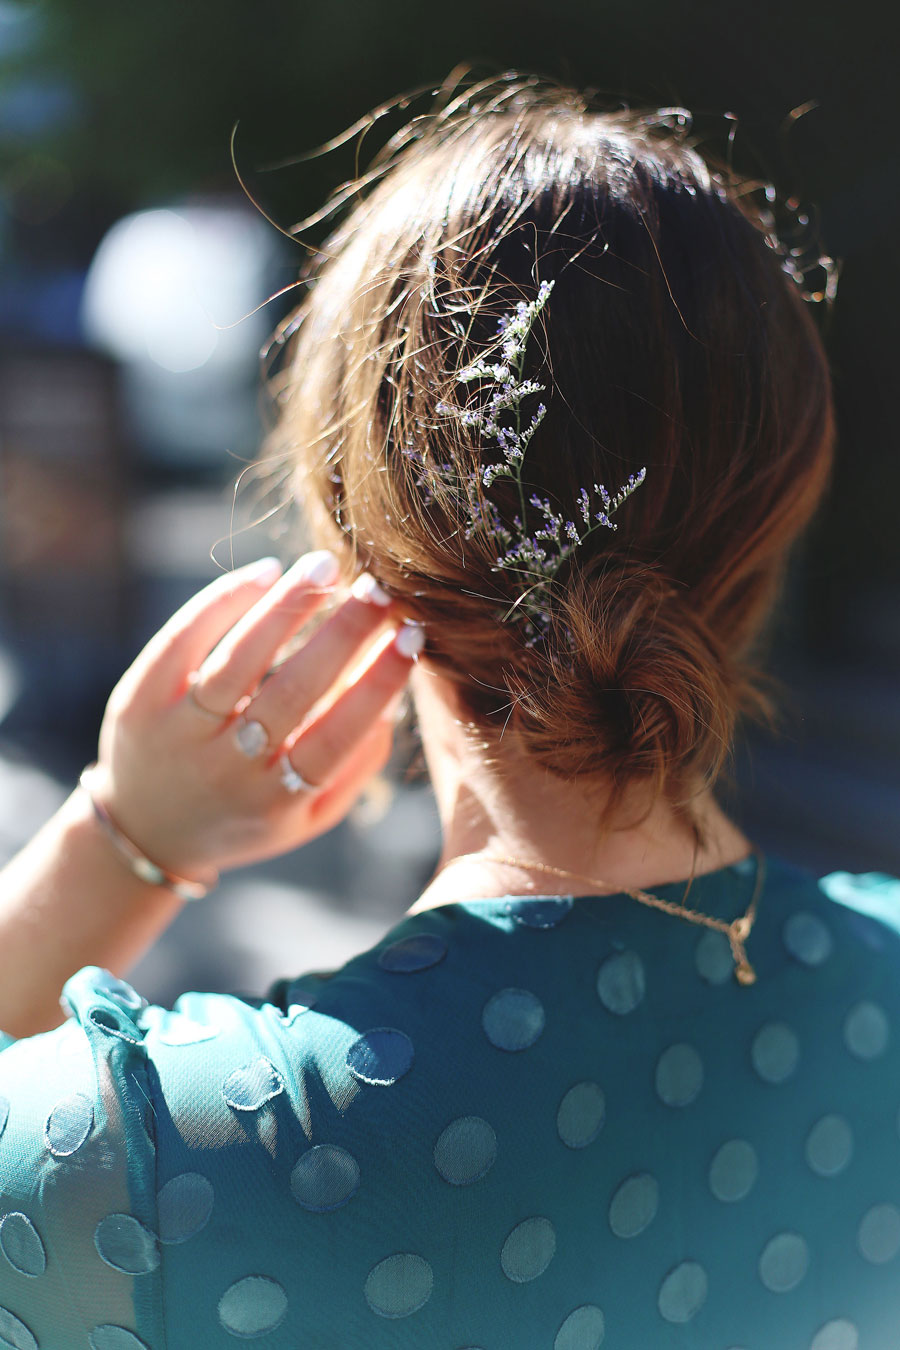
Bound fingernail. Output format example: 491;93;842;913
351;573;392;607
294;550;341;587
394;620;425;660
244;556;283;586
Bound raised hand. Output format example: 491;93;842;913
89;551;423;887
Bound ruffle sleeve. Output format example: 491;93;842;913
0;966;164;1350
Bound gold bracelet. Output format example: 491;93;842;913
78;764;216;902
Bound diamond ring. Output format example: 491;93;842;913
279;753;319;794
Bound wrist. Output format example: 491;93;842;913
78;764;218;902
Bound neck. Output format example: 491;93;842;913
407;665;752;915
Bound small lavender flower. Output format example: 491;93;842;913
426;279;647;645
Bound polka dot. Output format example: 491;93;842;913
805;1115;853;1177
751;1022;799;1084
0;1214;46;1276
554;1304;606;1349
500;1217;556;1283
156;1013;219;1045
844;1002;889;1060
783;912;833;966
378;933;448;972
89;1328;150;1350
482;989;545;1052
695;931;733;985
657;1261;708;1323
857;1203;900;1264
434;1117;497;1186
557;1082;606;1149
0;1096;9;1138
346;1029;414;1085
157;1172;215;1243
0;1307;37;1350
505;896;574;929
222;1057;284;1111
708;1139;758;1202
365;1254;433;1318
596;950;645;1015
94;1214;160;1274
759;1231;809;1292
45;1092;94;1157
608;1173;659;1238
655;1043;703;1107
290;1145;360;1211
218;1276;288;1337
809;1320;859;1350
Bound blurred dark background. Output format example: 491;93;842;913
0;0;896;1004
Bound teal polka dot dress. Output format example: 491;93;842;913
1;855;899;1348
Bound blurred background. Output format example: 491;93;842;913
0;0;896;1006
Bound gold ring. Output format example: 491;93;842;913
186;673;233;722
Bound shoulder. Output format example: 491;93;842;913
754;854;900;945
816;868;900;929
772;861;900;956
0;912;504;1346
0;962;353;1346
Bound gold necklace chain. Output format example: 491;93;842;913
436;849;765;986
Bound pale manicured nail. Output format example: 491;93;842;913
351;573;392;607
244;556;283;586
294;550;341;587
394;621;425;660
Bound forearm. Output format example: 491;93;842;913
0;786;183;1038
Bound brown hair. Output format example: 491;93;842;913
264;77;834;823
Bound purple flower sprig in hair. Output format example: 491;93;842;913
443;279;555;525
491;470;647;644
431;278;647;646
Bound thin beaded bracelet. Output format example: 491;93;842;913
78;764;217;902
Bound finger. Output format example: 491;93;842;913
280;621;424;789
128;557;286;695
303;717;396;835
237;574;400;746
193;551;346;710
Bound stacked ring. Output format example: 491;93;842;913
187;674;319;793
280;755;320;794
186;674;232;722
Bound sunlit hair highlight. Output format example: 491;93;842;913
261;75;835;828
